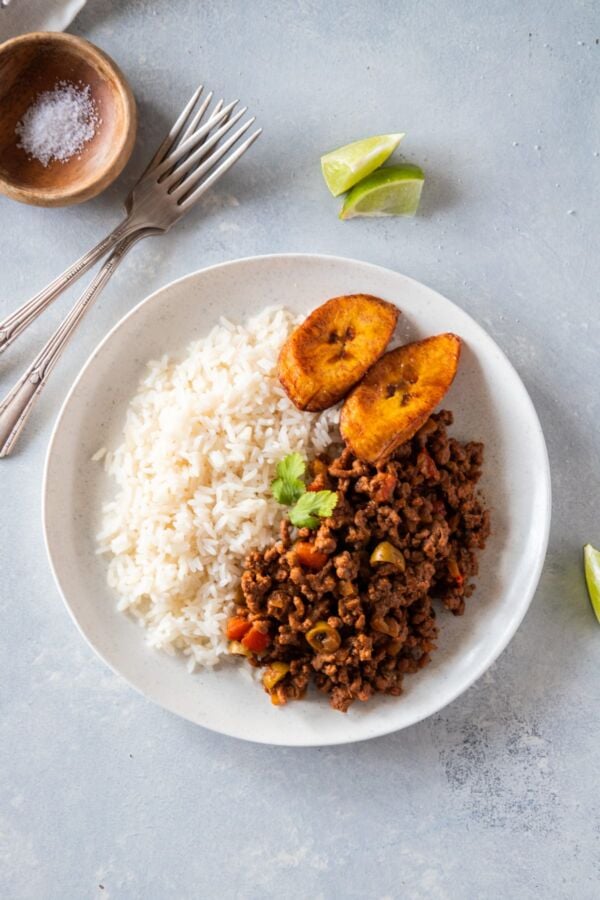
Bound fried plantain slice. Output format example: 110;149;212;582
278;294;399;411
340;333;461;463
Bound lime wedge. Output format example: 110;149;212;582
339;164;424;220
321;134;404;197
584;543;600;624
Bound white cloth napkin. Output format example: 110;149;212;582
0;0;87;43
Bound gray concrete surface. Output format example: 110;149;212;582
1;1;599;897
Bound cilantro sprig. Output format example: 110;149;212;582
271;452;337;529
271;452;306;506
289;490;338;529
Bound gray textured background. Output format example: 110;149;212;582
1;1;599;898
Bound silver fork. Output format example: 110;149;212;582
0;87;261;457
0;85;254;353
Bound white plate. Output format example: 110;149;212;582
43;254;551;746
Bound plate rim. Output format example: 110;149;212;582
42;252;552;746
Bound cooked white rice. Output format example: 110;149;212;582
96;306;339;668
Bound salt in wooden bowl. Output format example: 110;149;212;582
0;31;137;207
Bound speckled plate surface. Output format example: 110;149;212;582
42;254;551;746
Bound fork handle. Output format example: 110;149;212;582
0;230;151;458
0;219;135;355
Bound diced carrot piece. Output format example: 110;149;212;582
226;616;251;641
241;626;271;653
295;542;329;571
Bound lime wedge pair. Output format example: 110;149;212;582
321;134;424;219
584;543;600;624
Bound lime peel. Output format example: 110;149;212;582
339;163;424;220
321;133;404;197
583;543;600;624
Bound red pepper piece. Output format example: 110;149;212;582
226;616;252;641
241;625;271;653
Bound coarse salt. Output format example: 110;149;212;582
15;81;100;167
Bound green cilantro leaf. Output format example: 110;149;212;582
272;476;305;506
276;452;306;483
271;452;306;506
289;490;338;529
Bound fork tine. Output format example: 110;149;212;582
179;128;262;210
161;95;221;187
170;115;254;200
181;97;223;164
163;99;230;194
158;93;218;185
145;84;204;171
163;107;248;192
179;91;214;145
153;100;238;180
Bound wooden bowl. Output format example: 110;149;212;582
0;32;137;207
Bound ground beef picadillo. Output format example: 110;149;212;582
234;410;490;712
